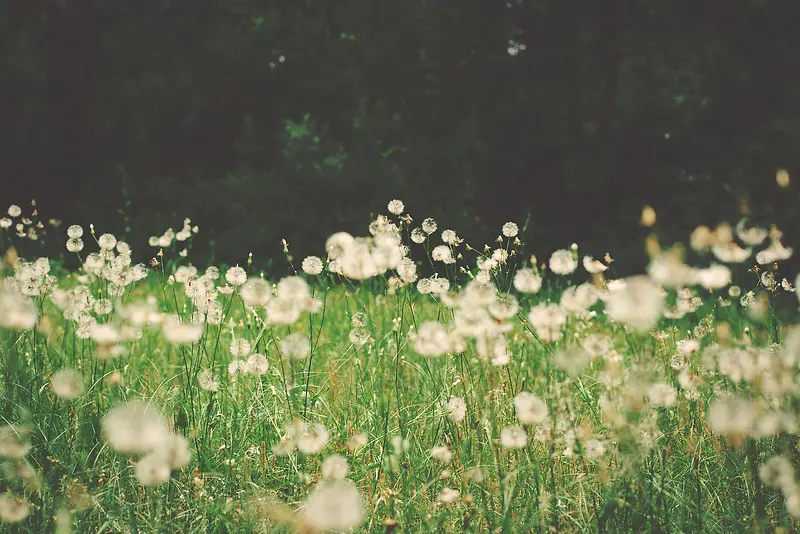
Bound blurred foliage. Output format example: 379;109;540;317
2;0;800;272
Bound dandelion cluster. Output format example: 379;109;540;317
2;196;800;532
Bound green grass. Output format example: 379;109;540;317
0;212;798;533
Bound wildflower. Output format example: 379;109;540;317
135;453;171;486
760;456;796;490
162;315;202;344
101;401;171;455
321;455;349;480
410;228;426;244
583;334;612;357
647;383;677;407
0;493;30;523
696;264;731;290
230;338;252;358
390;435;410;454
437;487;460;504
325;232;355;260
66;238;84;253
97;233;117;250
605;276;664;333
412;321;452;356
303;479;364;532
240;277;272;306
712;242;752;263
302;256;323;275
441;229;459;245
280;333;310;359
158;433;192;469
51;369;85;400
445;396;467;423
349;327;371;348
553;346;592;376
502;222;519;238
736;219;768;246
422;218;437;234
93;298;113;315
432;245;455;264
296;423;329;455
514;392;548;425
347;433;368;452
549;249;577;275
514;268;542;293
387;199;405;215
560;283;599;315
583;256;608;274
756;240;793;264
430;446;453;464
197;370;219;392
527;303;567;342
225;266;247;286
0;426;31;459
0;283;37;330
244;353;269;375
7;205;21;217
500;425;528;449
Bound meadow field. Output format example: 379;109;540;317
1;198;799;533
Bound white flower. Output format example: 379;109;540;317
225;266;247;286
422;218;438;234
527;303;567;343
514;268;542;293
696;264;731;290
229;338;252;358
197;370;219;392
387;199;405;215
0;425;31;459
502;222;519;238
7;205;22;217
605;276;664;333
500;425;528;449
553;346;592;376
321;455;349;480
549;249;577;275
712;242;752;263
430;445;453;464
102;401;171;455
244;353;269;375
412;321;452;357
759;456;796;490
240;277;272;307
303;480;364;532
756;240;793;265
432;245;455;264
162;315;202;344
437;487;460;504
0;492;30;523
280;333;310;359
296;423;329;455
66;238;84;253
441;229;459;245
302;256;324;275
445;396;467;423
51;369;85;400
514;392;548;425
135;453;171;486
647;383;677;407
583;256;608;274
97;233;117;251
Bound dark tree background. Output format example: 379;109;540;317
2;0;800;271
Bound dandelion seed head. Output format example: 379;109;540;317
387;199;405;215
52;369;85;400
